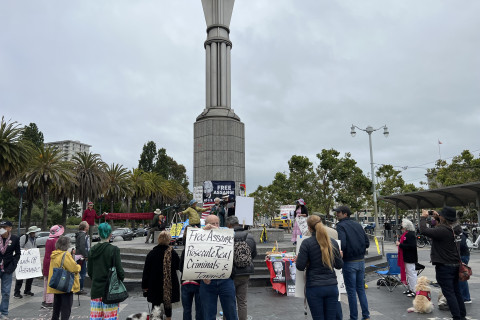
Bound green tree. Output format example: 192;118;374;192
24;146;75;230
105;163;131;212
138;141;157;172
427;150;480;188
0;117;31;184
154;148;189;188
72;152;107;210
21;123;44;148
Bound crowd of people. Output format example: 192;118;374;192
0;196;473;320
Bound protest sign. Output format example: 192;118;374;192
285;261;296;296
202;181;235;204
182;228;234;280
235;196;254;225
15;248;42;280
296;217;310;236
193;186;203;204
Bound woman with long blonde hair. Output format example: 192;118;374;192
296;215;343;320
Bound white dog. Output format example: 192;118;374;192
407;276;434;314
126;306;163;320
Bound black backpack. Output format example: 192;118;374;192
233;234;252;269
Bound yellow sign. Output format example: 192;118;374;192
374;237;380;255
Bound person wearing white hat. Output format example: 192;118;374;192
13;225;41;299
145;209;166;244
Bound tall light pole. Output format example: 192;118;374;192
17;181;28;236
351;124;389;235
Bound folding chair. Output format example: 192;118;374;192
372;253;403;292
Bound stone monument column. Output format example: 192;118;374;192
194;0;245;196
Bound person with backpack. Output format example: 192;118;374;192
75;221;90;295
226;216;257;320
13;225;41;299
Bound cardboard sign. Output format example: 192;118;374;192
193;186;203;204
296;217;310;236
15;248;43;280
202;181;235;204
181;228;234;280
235;196;254;226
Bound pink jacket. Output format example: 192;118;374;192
43;237;58;277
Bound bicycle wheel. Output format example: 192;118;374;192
416;237;426;248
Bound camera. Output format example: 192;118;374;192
428;210;434;215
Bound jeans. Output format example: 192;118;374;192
200;279;238;320
436;264;466;320
459;256;471;301
14;278;33;294
234;275;249;320
182;283;203;320
0;271;13;316
306;285;339;320
343;261;369;320
79;260;87;290
52;293;73;320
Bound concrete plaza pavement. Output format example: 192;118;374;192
6;237;480;319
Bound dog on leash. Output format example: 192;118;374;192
126;306;163;320
407;276;434;314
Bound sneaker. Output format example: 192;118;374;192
77;289;88;295
41;302;53;309
403;290;412;294
464;300;472;304
13;293;22;299
407;292;416;297
23;292;34;297
0;315;9;320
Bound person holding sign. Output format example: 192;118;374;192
14;225;40;299
335;205;370;320
0;221;20;319
142;231;180;320
200;215;238;320
296;215;343;320
180;200;208;228
291;199;308;245
210;198;226;228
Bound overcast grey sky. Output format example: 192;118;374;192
1;1;479;193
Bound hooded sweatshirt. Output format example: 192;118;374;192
47;250;80;294
87;242;124;299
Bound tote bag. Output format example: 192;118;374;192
48;252;74;293
103;247;129;304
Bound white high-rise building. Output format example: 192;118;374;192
45;140;91;161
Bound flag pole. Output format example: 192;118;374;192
438;139;442;160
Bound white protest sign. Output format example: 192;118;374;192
296;217;310;236
279;205;296;218
193;186;203;204
235;196;254;225
182;228;234;280
295;237;345;298
15;248;43;280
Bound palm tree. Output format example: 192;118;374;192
0;117;32;184
128;168;150;213
72;152;107;210
24;146;75;230
105;163;131;212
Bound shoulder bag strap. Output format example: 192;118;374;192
111;246;117;269
60;252;67;268
451;228;462;264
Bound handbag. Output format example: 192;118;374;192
103;247;129;304
48;252;75;293
452;228;472;281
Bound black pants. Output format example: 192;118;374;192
14;278;33;295
52;293;73;320
436;264;467;320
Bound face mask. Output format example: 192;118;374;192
0;228;6;236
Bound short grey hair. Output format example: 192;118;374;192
402;219;415;231
55;236;71;251
226;215;239;227
79;221;89;230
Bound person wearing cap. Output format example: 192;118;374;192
0;221;21;319
291;199;308;245
179;200;208;228
420;207;466;320
210;197;226;227
145;209;166;244
13;225;41;299
334;205;370;320
42;224;64;309
82;202;107;244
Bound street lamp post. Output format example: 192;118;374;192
351;124;389;236
17;181;28;236
99;194;104;222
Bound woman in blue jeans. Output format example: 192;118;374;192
296;215;343;320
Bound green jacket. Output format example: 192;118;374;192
182;206;207;225
87;242;125;299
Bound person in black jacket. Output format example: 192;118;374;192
395;219;418;297
0;221;21;319
142;231;180;320
75;221;90;295
335;205;370;320
296;215;343;320
420;207;466;320
458;227;471;304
